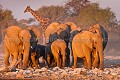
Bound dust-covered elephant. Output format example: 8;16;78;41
72;30;103;70
87;24;108;68
4;26;40;71
88;24;108;50
51;39;67;68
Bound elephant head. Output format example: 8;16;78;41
19;29;31;69
65;22;78;30
88;24;108;50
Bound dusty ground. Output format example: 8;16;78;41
0;40;120;80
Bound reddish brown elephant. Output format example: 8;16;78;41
72;30;103;70
4;26;40;71
87;24;108;68
51;39;67;68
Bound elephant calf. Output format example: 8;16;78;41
29;44;46;68
51;39;67;68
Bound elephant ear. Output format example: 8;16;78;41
99;25;108;50
27;26;41;39
65;22;78;31
92;24;108;50
6;26;22;45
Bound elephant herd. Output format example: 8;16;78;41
3;22;108;72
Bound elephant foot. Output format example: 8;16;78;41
11;67;17;72
72;66;76;69
87;67;92;70
1;67;11;72
45;66;49;69
98;66;103;70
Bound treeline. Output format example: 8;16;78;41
0;5;28;43
35;0;120;38
0;0;120;44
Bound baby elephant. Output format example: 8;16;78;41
51;39;67;68
29;44;46;68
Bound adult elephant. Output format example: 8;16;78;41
88;24;108;68
72;30;103;70
4;26;40;71
45;22;78;44
45;22;60;44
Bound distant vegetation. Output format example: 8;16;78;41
0;0;120;44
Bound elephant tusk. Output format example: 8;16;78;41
23;46;25;50
30;46;33;49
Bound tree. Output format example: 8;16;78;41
0;5;20;43
36;5;65;23
64;0;90;16
72;3;117;29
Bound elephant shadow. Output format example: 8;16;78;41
104;58;120;68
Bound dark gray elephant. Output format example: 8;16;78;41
45;43;55;67
69;28;82;65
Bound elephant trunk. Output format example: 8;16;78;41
23;42;30;69
62;51;66;68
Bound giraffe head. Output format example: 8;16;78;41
24;6;31;13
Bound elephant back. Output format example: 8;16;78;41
27;26;41;39
70;28;82;43
6;26;22;45
49;32;58;43
65;22;78;30
100;26;108;50
57;28;70;45
45;22;60;43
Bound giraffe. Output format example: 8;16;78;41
24;6;50;32
24;6;51;44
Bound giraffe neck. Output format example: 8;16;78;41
28;8;50;28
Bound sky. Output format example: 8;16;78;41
0;0;120;21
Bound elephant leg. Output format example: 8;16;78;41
72;54;77;68
62;55;65;68
56;54;60;68
60;57;61;67
18;54;23;69
9;52;18;70
92;50;99;68
46;54;51;67
31;52;38;68
83;58;87;69
4;45;10;68
85;53;92;69
4;53;10;68
23;52;29;70
66;48;70;66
